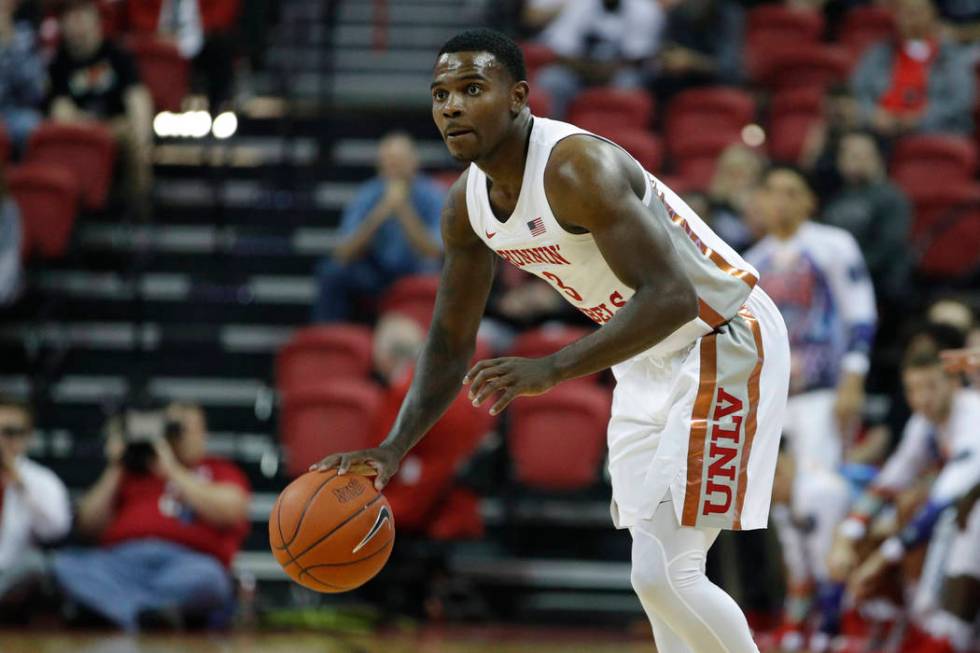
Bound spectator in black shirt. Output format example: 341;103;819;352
48;0;153;218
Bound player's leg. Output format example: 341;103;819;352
630;500;760;653
921;501;980;652
311;258;383;322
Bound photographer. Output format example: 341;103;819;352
52;402;250;631
0;395;71;618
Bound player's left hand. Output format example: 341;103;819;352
464;356;559;416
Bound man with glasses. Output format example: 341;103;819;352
0;395;71;620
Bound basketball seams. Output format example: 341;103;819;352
300;535;395;570
281;493;385;569
280;470;339;548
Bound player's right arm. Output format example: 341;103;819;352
312;172;496;489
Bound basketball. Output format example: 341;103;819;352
269;471;395;593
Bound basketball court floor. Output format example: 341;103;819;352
0;627;662;653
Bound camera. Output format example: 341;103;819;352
118;408;183;474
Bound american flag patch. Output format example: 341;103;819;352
527;217;546;237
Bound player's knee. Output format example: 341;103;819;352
631;556;670;604
631;550;704;607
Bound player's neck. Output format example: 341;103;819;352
476;113;533;198
771;218;808;241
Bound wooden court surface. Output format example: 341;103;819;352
0;627;658;653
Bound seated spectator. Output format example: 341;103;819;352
821;130;912;309
851;0;974;137
0;395;71;622
0;172;23;306
801;85;863;199
652;0;744;100
312;132;443;323
534;0;663;119
48;0;153;218
52;402;250;631
829;350;980;652
122;0;240;110
706;143;766;252
0;0;45;151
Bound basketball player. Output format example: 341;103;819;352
743;165;877;650
315;29;790;653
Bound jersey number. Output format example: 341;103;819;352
541;271;583;301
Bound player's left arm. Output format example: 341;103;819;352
824;232;877;433
466;137;698;414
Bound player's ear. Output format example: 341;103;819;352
510;81;530;117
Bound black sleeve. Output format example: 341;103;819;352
111;43;142;89
48;49;71;100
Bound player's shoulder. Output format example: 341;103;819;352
801;222;862;260
953;389;980;423
545;133;636;202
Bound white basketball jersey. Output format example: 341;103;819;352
464;117;760;359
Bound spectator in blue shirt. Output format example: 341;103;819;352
0;0;46;150
312;132;444;323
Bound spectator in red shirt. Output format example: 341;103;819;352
51;402;250;631
851;0;974;136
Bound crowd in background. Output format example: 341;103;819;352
0;0;245;304
0;0;978;650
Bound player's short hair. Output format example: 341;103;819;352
438;29;527;83
763;163;814;194
902;348;944;372
0;393;34;430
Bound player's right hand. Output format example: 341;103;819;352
311;445;401;491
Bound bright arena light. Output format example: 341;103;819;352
187;111;213;138
153;111;177;138
212;111;238;139
741;123;766;148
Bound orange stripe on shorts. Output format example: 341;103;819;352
733;307;764;529
682;332;718;527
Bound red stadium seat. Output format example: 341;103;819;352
568;87;655;130
892;135;977;195
573;118;663;173
768;88;824;163
25;122;117;211
378;274;440;321
276;324;374;393
279;379;384;478
508;384;612;490
8;163;81;259
0;122;11;164
665;88;755;157
909;184;980;278
754;44;851;91
672;131;743;191
528;88;553;117
509;325;600;385
745;6;824;78
840;6;895;58
127;36;190;112
520;41;558;81
606;129;663;173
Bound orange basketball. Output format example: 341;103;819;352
269;471;395;593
